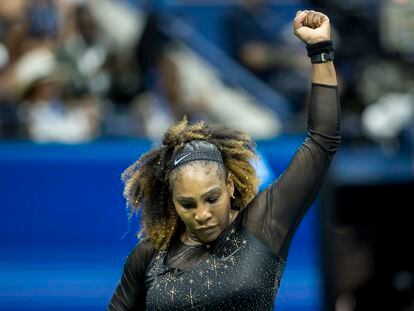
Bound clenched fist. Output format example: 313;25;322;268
294;10;331;44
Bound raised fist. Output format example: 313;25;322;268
294;10;331;44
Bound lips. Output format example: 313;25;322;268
197;225;217;231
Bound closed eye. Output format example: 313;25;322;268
207;196;219;204
180;202;196;209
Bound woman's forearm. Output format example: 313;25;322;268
312;61;337;86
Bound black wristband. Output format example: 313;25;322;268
306;40;334;56
306;40;334;63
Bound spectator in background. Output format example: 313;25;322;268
132;14;208;139
0;0;61;139
226;0;310;114
56;0;145;137
0;0;102;142
0;0;147;140
56;4;109;98
15;48;101;143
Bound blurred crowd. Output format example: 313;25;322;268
0;0;282;143
0;0;140;142
0;0;413;151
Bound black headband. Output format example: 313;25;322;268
169;140;224;171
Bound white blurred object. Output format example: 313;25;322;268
27;101;95;143
14;48;57;95
88;0;146;53
136;93;175;141
362;93;414;140
0;43;9;69
77;45;106;77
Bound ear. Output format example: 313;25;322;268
226;173;235;198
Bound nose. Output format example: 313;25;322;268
194;204;212;225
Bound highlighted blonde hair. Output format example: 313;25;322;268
122;118;259;249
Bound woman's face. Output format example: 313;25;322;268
170;162;235;244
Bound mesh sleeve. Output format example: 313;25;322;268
243;83;341;260
108;240;155;310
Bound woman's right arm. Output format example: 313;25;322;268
108;240;155;310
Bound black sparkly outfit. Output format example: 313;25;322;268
109;83;340;311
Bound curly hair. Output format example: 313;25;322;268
122;118;260;249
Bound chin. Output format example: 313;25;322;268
198;230;221;244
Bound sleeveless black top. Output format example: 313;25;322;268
108;84;340;310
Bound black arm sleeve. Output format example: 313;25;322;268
108;240;156;310
243;83;341;260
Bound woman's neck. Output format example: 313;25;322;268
180;231;204;246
